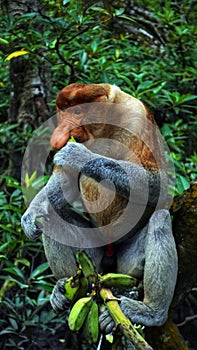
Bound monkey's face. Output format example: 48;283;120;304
50;83;114;149
50;105;89;149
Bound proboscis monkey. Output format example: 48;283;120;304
21;83;177;329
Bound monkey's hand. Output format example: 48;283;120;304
54;142;95;171
50;278;71;312
21;187;49;241
21;213;43;241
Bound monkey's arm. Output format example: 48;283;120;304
54;142;168;207
21;166;93;241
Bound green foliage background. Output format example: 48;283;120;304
0;1;196;349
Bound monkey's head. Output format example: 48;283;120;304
50;83;163;170
50;83;121;149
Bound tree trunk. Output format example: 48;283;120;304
2;0;51;180
144;182;197;350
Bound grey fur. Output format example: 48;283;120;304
21;142;178;327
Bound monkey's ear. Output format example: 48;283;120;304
98;84;121;103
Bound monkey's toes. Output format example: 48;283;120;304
50;278;71;313
99;305;116;334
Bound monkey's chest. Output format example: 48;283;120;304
79;175;128;228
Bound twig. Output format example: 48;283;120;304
97;334;104;350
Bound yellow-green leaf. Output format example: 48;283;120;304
105;334;114;343
68;136;76;142
5;50;29;61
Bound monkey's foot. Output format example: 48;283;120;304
99;305;116;334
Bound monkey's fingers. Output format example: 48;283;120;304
50;278;71;312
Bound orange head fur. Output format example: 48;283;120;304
56;83;111;111
51;83;164;170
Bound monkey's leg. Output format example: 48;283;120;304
100;210;178;332
120;209;178;327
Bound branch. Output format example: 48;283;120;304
55;37;75;83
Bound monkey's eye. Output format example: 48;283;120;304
74;108;81;115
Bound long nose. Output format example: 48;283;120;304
50;111;81;149
50;124;70;149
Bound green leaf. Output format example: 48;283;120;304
11;189;21;198
80;51;87;65
0;329;17;335
170;92;181;103
0;38;9;44
31;175;50;189
106;334;114;343
24;171;37;188
4;266;25;280
137;80;154;91
118;14;136;23
177;94;197;104
91;40;98;53
90;7;110;15
152;81;166;94
0;242;10;251
30;262;49;279
15;258;30;267
32;281;54;292
37;290;46;305
115;8;124;16
4;276;28;289
68;136;76;143
176;175;190;194
9;318;18;330
161;124;173;138
15;12;37;21
102;71;109;83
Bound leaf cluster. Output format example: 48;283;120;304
0;1;196;190
0;177;66;349
0;1;196;348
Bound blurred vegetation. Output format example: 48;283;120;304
0;0;196;349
